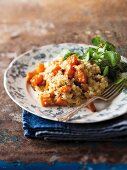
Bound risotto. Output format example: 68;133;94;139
26;51;109;112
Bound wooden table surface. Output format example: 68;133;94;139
0;0;127;168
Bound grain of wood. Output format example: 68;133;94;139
0;0;127;163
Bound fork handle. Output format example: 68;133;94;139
57;96;100;122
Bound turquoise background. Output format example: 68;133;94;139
0;161;127;170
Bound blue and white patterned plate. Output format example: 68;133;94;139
4;43;127;123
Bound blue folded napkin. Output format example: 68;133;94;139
22;110;127;141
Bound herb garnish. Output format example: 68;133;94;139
61;36;127;81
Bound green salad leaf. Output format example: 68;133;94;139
91;36;103;46
83;36;126;80
61;49;80;60
91;36;116;51
103;66;109;76
104;51;121;67
115;73;127;87
60;36;127;82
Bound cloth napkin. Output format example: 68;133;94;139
22;110;127;141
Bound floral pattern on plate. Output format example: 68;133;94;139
4;43;127;123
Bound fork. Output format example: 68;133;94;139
56;82;124;122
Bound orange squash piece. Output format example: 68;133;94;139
40;94;54;107
74;70;87;84
36;63;45;73
67;55;79;66
55;97;68;106
61;85;72;93
64;65;76;79
26;70;36;82
52;65;61;75
30;74;43;87
87;102;96;112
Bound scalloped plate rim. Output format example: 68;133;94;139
4;43;127;123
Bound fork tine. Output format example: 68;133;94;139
102;83;117;95
56;81;125;122
102;82;122;97
102;82;124;99
102;82;122;96
102;82;122;98
108;84;124;100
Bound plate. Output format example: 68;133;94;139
4;43;127;123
